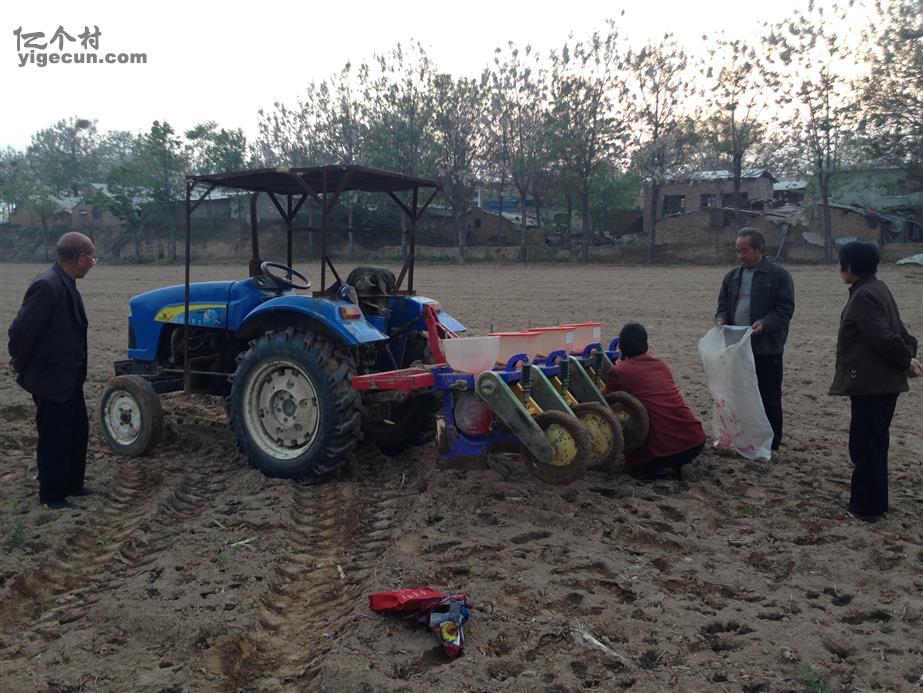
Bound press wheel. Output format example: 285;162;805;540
521;410;591;485
572;402;624;473
605;391;650;454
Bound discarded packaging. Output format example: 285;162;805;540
368;587;471;659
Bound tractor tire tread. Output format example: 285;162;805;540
229;329;361;481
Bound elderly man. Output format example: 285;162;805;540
8;232;96;510
715;228;795;452
829;241;920;523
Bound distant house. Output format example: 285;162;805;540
773;179;808;205
10;194;81;227
11;183;131;229
480;196;521;214
640;169;777;236
419;206;539;245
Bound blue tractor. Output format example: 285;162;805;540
99;166;464;481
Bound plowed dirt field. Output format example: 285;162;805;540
1;261;921;692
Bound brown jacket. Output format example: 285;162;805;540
829;276;917;396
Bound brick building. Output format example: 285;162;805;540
11;183;126;229
643;169;777;217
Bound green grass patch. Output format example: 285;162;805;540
802;665;835;693
5;501;26;550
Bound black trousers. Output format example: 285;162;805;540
33;383;89;503
848;394;898;517
632;443;705;479
754;353;784;450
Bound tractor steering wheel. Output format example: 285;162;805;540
260;262;311;291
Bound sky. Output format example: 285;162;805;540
2;0;860;151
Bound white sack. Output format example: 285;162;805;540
697;326;774;460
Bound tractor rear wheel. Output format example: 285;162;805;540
604;391;650;453
230;329;362;481
521;410;590;485
99;375;163;456
572;402;624;473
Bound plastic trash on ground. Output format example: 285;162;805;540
368;587;471;659
896;253;923;267
698;326;774;461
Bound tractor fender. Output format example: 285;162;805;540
236;295;388;346
395;296;466;333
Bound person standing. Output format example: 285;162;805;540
829;241;920;523
8;232;97;510
714;228;794;452
607;323;707;482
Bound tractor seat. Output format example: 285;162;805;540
345;266;396;317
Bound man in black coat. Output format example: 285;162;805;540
829;241;920;522
8;232;96;509
715;228;795;452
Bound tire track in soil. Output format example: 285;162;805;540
0;405;37;491
0;410;239;672
216;447;423;691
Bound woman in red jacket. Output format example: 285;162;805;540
607;323;706;482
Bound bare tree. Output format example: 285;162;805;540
431;73;485;263
627;34;698;263
764;3;858;264
485;42;549;262
254;88;322;167
481;52;512;249
363;42;437;257
549;19;630;262
855;0;923;185
701;33;776;227
316;62;372;257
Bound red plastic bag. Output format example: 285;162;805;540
368;587;447;614
368;588;471;659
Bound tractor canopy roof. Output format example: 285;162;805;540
187;165;440;196
182;164;441;298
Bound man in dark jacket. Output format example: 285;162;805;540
829;241;920;523
8;232;96;509
715;228;795;451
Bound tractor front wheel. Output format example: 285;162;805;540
230;329;362;481
99;375;163;456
